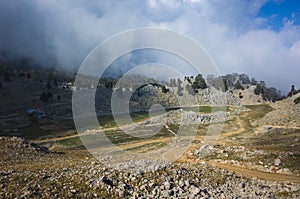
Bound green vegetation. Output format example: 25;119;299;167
288;85;299;97
294;96;300;104
224;104;273;139
161;85;169;93
126;142;168;153
44;121;180;150
248;128;300;173
243;104;273;131
192;74;207;90
103;130;142;145
98;112;150;128
244;104;273;119
254;82;282;102
234;80;244;90
166;106;228;113
197;106;228;113
2;124;73;141
97;105;228;129
55;137;85;150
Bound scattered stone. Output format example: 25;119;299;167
274;159;281;167
189;186;200;196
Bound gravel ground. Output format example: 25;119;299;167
1;137;300;198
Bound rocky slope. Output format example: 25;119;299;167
1;137;299;198
254;93;300;128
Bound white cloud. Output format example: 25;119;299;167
0;0;299;93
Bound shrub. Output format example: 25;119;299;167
47;92;53;98
192;74;207;90
288;85;298;97
3;73;11;82
234;80;244;90
46;82;52;90
27;73;32;80
239;92;243;99
161;86;169;93
40;93;49;102
294;96;300;104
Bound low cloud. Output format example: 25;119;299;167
0;0;299;93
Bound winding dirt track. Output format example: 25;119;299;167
35;108;300;184
220;116;245;139
34;119;149;144
118;109;300;184
209;161;300;184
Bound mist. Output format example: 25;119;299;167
0;0;299;93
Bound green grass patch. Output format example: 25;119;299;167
126;142;168;153
10;125;52;140
198;106;228;113
222;104;273;139
43;122;180;150
103;130;143;145
53;137;86;150
98;112;150;128
58;119;76;129
166;106;228;113
243;104;273;130
244;104;273;119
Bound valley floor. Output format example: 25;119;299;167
1;98;300;198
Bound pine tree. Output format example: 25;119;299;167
192;74;207;90
288;85;297;97
186;84;195;95
177;83;183;96
234;80;244;90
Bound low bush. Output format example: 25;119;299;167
294;96;300;104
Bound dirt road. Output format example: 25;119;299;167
209;160;300;184
36;107;300;184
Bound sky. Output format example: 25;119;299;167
0;0;299;93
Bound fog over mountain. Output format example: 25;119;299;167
0;0;299;93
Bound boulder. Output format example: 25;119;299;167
274;159;281;167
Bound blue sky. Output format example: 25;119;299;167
258;0;300;30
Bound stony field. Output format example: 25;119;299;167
0;77;300;198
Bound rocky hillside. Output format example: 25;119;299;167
254;93;300;128
1;137;299;198
232;85;264;105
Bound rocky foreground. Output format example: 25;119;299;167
1;137;300;198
